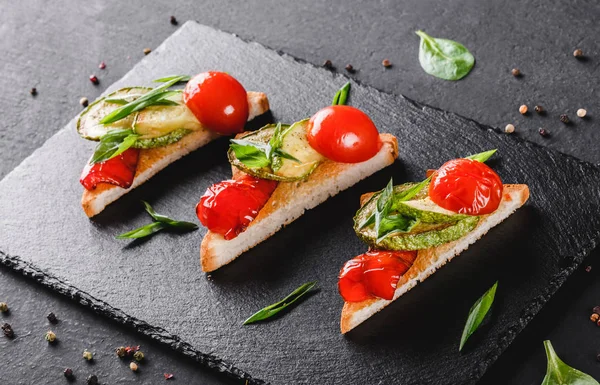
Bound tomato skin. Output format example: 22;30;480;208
429;158;503;215
338;250;417;302
196;175;277;240
183;72;249;135
307;105;381;163
80;148;139;190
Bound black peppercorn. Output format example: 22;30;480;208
64;368;74;379
30;87;37;96
534;105;544;114
597;353;600;362
538;128;549;137
593;306;600;314
2;323;14;338
560;114;569;124
323;60;333;69
170;16;178;25
47;312;58;324
345;64;355;73
86;374;98;385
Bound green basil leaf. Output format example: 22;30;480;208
116;221;168;239
465;149;497;163
100;76;188;124
229;140;271;168
117;201;198;240
542;340;599;385
332;82;351;106
416;30;475;81
90;129;137;164
153;75;191;83
244;282;317;325
459;281;497;351
376;215;419;242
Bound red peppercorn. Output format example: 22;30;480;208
593;306;600;314
64;368;74;379
89;75;99;85
164;373;175;380
538;128;549;137
98;62;106;70
586;265;592;272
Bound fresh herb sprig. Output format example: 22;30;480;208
416;30;475;81
91;129;140;164
358;149;497;238
243;282;317;325
117;201;198;239
100;75;189;125
229;122;300;170
541;340;599;385
332;82;351;106
459;281;497;351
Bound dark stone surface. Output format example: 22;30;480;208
1;1;600;384
2;21;600;385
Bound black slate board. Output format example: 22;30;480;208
1;21;600;385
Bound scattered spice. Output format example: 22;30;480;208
345;64;355;73
133;351;145;362
89;75;99;85
170;16;178;25
130;362;139;372
47;312;58;324
125;345;140;357
116;346;127;358
591;313;599;322
64;368;74;379
504;124;515;134
511;68;521;77
382;59;392;68
597;353;600;362
538;128;549;137
534;105;544;114
560;114;570;124
83;349;94;361
2;323;14;338
577;108;587;118
573;49;584;58
164;372;175;380
45;330;56;343
86;374;98;385
98;61;106;70
586;265;593;273
0;302;8;312
593;306;600;314
323;59;333;69
80;97;89;107
30;87;38;96
143;48;152;55
519;105;528;115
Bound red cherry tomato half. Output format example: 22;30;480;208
429;158;503;215
80;148;139;190
183;71;249;135
196;175;277;240
338;250;417;302
307;105;382;163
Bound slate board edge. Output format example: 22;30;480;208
1;20;599;384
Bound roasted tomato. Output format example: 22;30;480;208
196;175;277;240
183;71;249;135
429;158;503;215
338;250;417;302
80;148;139;190
307;105;381;163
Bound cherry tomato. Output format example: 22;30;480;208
429;158;503;215
80;148;139;190
338;250;417;302
307;105;381;163
183;71;249;135
196;175;277;240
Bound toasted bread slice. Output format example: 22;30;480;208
200;133;399;272
340;184;530;333
81;91;269;217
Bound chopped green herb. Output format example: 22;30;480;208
117;201;198;239
244;282;317;325
459;281;497;351
332;82;351;106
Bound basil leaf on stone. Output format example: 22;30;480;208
90;129;139;164
117;201;198;240
541;340;599;385
243;282;317;325
416;30;475;81
459;281;497;351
